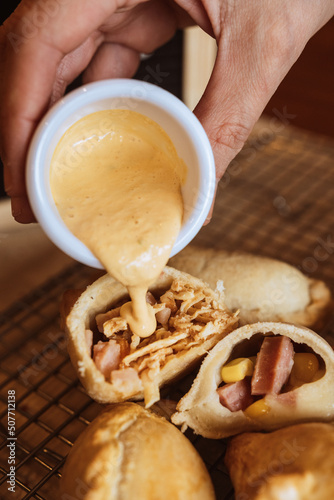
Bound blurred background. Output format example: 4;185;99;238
1;3;333;200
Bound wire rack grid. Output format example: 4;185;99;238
1;122;334;499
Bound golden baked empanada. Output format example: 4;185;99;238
169;247;332;329
61;402;215;499
62;266;237;408
172;322;334;438
225;422;334;500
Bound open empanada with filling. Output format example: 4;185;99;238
172;322;334;438
61;266;238;407
225;422;334;500
169;247;332;329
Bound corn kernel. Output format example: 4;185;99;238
221;357;254;383
291;353;319;383
244;399;270;418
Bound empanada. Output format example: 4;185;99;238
169;247;332;329
62;266;237;407
225;422;334;500
60;402;215;499
172;322;334;438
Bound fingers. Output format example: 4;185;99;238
83;0;180;83
194;60;256;182
0;0;120;222
83;42;140;83
190;1;320;227
11;197;36;224
193;2;303;184
101;0;177;53
0;0;179;223
203;178;219;226
2;152;35;222
50;31;103;104
194;0;334;192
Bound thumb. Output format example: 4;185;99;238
194;56;256;182
192;2;310;182
193;42;267;226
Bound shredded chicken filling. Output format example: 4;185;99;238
89;279;233;387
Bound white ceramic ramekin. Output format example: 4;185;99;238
26;79;215;269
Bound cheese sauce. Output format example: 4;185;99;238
50;109;186;337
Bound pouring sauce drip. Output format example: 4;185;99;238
50;109;186;337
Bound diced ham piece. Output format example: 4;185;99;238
155;307;171;326
111;367;139;384
251;336;294;396
111;367;142;394
217;379;253;412
146;291;157;306
93;340;121;379
275;391;297;407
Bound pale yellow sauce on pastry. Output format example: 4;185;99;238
50;110;186;337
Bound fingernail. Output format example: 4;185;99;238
11;196;23;218
11;197;36;223
3;161;13;195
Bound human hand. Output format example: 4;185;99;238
0;0;333;223
0;0;190;222
190;0;334;222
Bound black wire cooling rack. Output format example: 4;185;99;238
1;121;334;499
